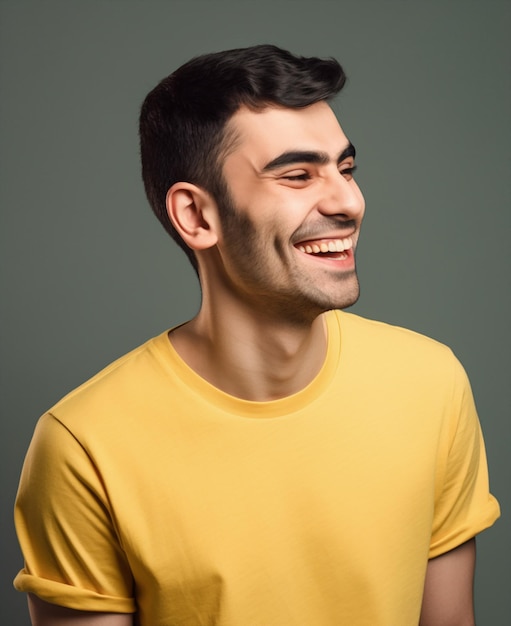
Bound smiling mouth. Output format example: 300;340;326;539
295;237;353;258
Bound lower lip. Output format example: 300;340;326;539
296;247;356;270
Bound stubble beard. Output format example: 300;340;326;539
216;184;361;323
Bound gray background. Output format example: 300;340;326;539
1;0;509;623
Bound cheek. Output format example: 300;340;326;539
273;237;286;257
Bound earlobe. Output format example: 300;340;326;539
166;182;219;251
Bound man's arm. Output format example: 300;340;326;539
419;538;476;626
28;594;134;626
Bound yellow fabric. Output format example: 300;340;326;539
14;311;500;625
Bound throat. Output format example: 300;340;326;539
169;314;328;401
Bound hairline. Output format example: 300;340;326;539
213;98;338;194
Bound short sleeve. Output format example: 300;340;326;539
14;413;136;613
429;359;500;558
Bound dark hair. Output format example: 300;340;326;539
139;44;346;271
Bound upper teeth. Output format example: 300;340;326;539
297;237;353;254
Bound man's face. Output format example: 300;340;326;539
212;101;365;322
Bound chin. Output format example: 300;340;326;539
291;293;360;325
337;288;361;310
316;278;361;313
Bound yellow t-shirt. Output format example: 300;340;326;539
14;311;500;625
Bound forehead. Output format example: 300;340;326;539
224;102;349;166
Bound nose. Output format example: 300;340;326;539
318;168;365;221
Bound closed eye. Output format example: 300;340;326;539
282;173;311;181
340;165;357;180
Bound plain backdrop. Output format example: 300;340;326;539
1;1;509;624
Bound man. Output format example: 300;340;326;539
14;45;499;625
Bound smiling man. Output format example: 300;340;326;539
14;45;499;626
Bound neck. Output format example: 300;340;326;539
169;298;328;402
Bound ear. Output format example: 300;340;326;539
166;182;219;251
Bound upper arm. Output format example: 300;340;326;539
28;594;134;626
15;417;135;615
419;538;476;626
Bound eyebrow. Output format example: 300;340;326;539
261;142;356;172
